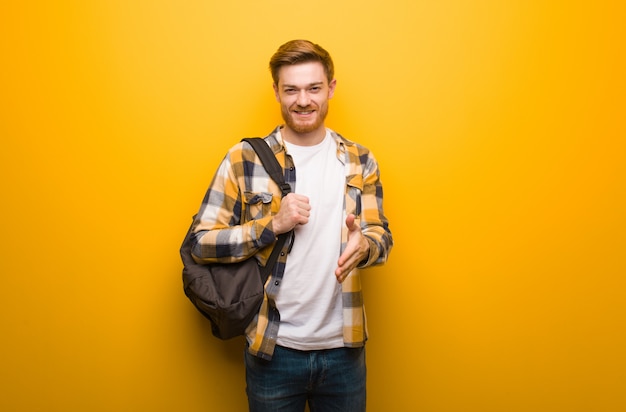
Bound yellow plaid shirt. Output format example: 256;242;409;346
191;127;393;360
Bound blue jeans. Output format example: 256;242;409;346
245;345;366;412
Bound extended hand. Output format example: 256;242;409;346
335;214;370;283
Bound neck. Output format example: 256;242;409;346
281;125;327;146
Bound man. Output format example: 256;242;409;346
190;39;393;412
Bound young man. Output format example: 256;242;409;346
190;39;393;412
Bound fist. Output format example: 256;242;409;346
272;193;311;234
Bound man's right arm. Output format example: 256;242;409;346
190;152;277;264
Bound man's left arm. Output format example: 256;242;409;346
356;151;393;267
335;151;393;282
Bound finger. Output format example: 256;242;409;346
336;254;356;279
345;213;356;229
335;264;353;283
291;193;310;203
335;267;346;283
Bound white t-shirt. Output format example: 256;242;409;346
276;130;345;350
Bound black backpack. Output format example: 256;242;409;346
180;138;291;339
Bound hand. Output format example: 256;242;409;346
335;214;370;283
272;193;311;234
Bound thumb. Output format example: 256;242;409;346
345;214;357;230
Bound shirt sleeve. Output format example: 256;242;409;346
357;149;394;268
190;146;277;264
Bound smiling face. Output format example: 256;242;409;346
273;61;337;145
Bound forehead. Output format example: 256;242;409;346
276;61;328;86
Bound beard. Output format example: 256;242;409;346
281;103;329;134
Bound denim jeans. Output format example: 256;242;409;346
245;345;366;412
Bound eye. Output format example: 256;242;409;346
310;87;321;92
284;88;297;94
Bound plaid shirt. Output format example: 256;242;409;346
191;126;393;360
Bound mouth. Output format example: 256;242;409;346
292;105;316;116
294;109;315;116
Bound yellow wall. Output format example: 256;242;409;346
1;1;625;411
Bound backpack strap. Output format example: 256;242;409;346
240;137;292;283
241;137;291;197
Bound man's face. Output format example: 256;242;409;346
273;62;336;138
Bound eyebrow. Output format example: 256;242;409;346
281;82;324;89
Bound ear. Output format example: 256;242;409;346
273;83;280;102
328;78;337;99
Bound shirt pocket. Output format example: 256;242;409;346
243;191;273;221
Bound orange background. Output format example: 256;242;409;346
1;1;625;411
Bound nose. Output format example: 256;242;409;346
296;90;311;107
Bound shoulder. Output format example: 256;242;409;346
328;129;376;162
230;127;284;160
224;127;283;163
